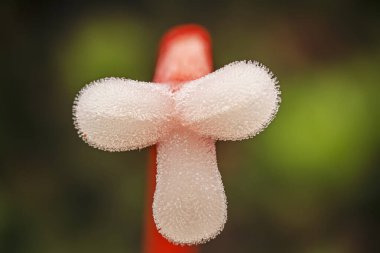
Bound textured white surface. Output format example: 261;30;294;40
175;61;280;140
73;61;280;245
154;128;227;245
73;78;174;151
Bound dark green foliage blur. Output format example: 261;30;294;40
1;0;379;252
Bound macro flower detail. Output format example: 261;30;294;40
73;61;280;245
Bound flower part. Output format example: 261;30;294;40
73;61;280;245
73;78;174;151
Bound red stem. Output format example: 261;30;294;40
142;24;213;253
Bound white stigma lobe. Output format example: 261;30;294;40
153;127;227;245
73;78;174;152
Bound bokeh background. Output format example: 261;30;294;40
1;0;379;252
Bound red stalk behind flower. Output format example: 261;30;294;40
143;24;213;253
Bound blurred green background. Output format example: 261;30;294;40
1;0;379;252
